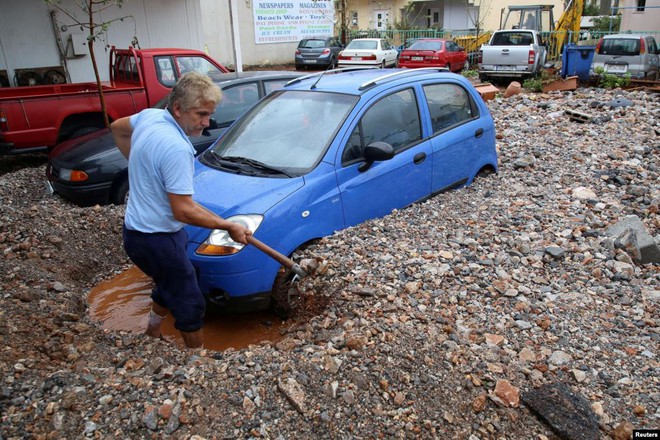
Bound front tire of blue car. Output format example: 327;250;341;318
271;265;299;319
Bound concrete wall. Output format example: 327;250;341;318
619;0;660;32
0;0;212;85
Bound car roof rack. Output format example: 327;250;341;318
359;67;450;90
285;67;379;87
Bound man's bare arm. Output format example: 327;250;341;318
111;117;133;159
168;193;252;244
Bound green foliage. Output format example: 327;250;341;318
522;77;543;92
590;15;621;32
593;67;631;88
583;1;600;16
461;69;478;79
522;69;557;92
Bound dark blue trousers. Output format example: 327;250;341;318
123;226;205;332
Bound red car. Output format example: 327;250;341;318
398;38;468;72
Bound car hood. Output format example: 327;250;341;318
49;129;125;169
186;163;305;243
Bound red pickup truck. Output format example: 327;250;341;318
0;47;229;154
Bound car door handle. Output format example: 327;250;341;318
474;128;484;138
413;152;426;164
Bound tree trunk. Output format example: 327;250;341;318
88;0;110;128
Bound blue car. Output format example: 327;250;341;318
186;67;498;311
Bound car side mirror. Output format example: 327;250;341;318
358;141;395;172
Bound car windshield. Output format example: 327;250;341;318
599;38;640;56
347;40;378;50
208;90;358;175
409;41;443;51
300;39;327;48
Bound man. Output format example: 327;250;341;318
111;72;252;349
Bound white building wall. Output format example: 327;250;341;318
0;0;239;85
619;0;660;32
0;1;62;83
0;0;307;85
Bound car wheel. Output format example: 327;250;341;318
381;59;386;69
295;65;304;71
110;176;129;205
270;264;300;319
270;241;322;319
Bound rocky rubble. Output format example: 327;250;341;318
0;87;658;439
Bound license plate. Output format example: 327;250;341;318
412;56;423;61
605;64;626;73
496;65;514;71
303;59;317;64
351;57;361;61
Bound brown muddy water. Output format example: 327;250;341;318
87;266;287;351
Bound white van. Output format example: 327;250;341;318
590;34;659;80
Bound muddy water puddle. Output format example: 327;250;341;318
88;266;287;351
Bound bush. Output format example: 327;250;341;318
522;77;543;92
593;66;631;88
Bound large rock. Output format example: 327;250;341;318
605;215;660;264
522;383;600;440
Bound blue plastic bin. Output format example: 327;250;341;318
561;44;596;81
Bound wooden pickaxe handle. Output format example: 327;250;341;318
246;236;307;278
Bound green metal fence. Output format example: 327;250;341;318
344;29;660;62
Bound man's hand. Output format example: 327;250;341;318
226;223;252;245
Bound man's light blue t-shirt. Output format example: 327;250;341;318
124;108;196;233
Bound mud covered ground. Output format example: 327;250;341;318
0;86;658;439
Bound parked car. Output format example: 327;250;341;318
398;38;469;72
185;68;498;311
589;33;659;80
337;38;399;68
394;38;420;56
45;71;303;206
478;29;547;82
295;37;344;70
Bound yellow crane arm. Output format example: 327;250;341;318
551;0;584;59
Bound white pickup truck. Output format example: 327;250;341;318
478;29;547;82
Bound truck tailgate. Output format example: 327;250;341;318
482;47;530;66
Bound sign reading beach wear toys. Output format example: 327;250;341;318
253;0;335;44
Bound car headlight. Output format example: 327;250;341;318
195;214;263;256
59;168;89;182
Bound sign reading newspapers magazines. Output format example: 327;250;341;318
253;0;335;44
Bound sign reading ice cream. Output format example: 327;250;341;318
254;0;335;44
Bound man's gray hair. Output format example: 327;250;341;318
168;72;222;111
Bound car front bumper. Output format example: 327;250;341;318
188;238;284;303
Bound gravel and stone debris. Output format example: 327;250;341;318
0;86;658;439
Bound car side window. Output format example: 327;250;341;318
214;83;259;127
176;56;222;77
342;88;422;164
423;83;478;134
154;57;176;87
264;79;291;95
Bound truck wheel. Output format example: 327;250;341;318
110;177;129;205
